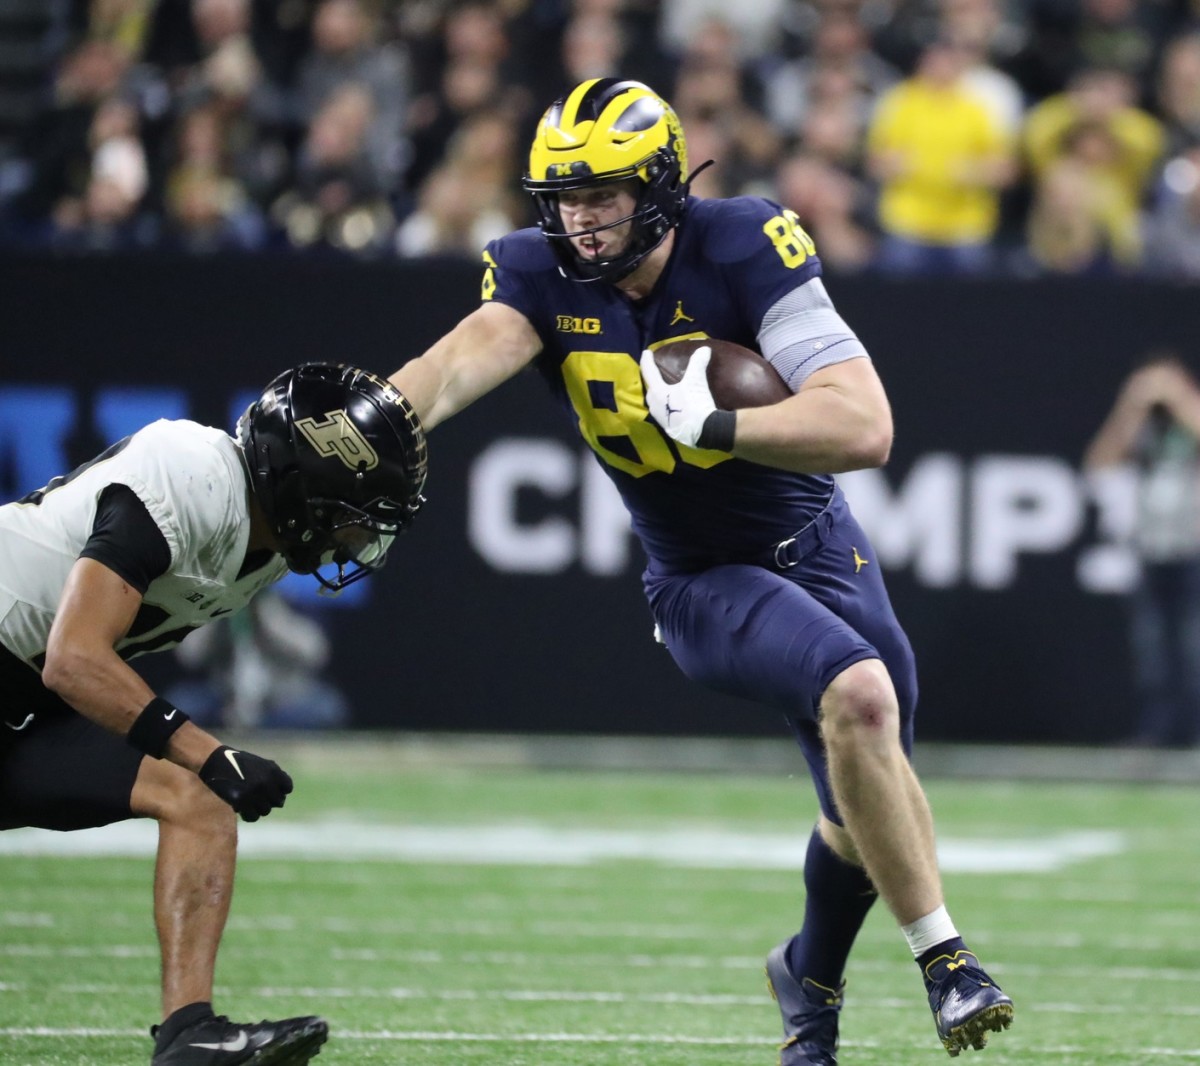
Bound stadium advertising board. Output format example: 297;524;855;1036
2;256;1196;742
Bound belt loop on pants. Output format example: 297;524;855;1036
759;502;836;571
774;537;800;569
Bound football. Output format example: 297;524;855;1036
652;338;791;410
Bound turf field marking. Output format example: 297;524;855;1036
267;915;1185;951
201;913;1200;954
0;944;156;958
0;1028;146;1038
323;947;1200;984
341;1033;1200;1057
0;912;52;927
7;1028;1198;1057
3;943;1197;988
0;820;1124;873
5;982;1200;1018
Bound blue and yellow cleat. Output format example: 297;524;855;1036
925;951;1014;1057
765;942;843;1066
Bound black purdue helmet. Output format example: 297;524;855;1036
523;78;692;283
237;362;428;592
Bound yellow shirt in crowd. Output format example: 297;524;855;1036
867;80;1012;244
1023;94;1164;218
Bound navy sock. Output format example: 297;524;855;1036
917;938;971;990
153;1001;214;1049
786;828;879;990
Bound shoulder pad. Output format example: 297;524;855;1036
686;196;795;264
486;226;559;273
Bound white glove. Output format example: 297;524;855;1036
640;346;717;448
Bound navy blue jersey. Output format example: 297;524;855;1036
484;195;839;571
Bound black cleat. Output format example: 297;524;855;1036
150;1014;329;1065
926;951;1014;1056
765;941;842;1066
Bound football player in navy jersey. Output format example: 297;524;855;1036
0;364;427;1065
389;78;1013;1062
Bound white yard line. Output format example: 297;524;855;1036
54;912;1194;953
2;949;1197;985
0;1028;1198;1058
8;981;1200;1017
0;820;1124;873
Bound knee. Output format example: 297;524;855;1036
819;659;900;745
132;759;236;834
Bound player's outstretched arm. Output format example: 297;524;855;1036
42;558;292;820
389;302;542;430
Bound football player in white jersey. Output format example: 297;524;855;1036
0;362;427;1066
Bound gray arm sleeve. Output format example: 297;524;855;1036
757;277;870;392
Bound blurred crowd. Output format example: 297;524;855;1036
3;0;1200;276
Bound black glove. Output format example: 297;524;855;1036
199;745;293;822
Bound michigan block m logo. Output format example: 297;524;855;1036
296;409;379;471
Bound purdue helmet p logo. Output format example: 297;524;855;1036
296;409;379;471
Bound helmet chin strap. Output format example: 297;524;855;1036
561;224;638;282
686;159;716;187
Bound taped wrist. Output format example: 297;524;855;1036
696;409;736;452
127;697;189;758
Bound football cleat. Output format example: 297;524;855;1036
150;1013;329;1065
925;951;1014;1056
765;941;843;1066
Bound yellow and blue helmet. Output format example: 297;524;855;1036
523;78;691;283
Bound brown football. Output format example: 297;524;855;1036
653;338;791;410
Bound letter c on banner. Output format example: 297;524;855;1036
468;438;577;573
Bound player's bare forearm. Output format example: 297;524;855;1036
42;559;156;731
44;633;219;773
389;303;541;430
732;360;893;474
41;558;221;771
41;638;158;735
388;350;457;429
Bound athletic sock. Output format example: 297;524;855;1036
915;938;973;991
785;827;879;990
152;1001;215;1049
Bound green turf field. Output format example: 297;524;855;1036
1;752;1198;1065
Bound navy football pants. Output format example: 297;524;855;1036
643;494;918;823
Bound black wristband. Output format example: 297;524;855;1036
126;697;190;758
696;409;736;452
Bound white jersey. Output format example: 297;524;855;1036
0;419;288;670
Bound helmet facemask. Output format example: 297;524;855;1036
528;150;685;283
292;497;408;593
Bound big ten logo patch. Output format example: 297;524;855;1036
556;315;602;335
